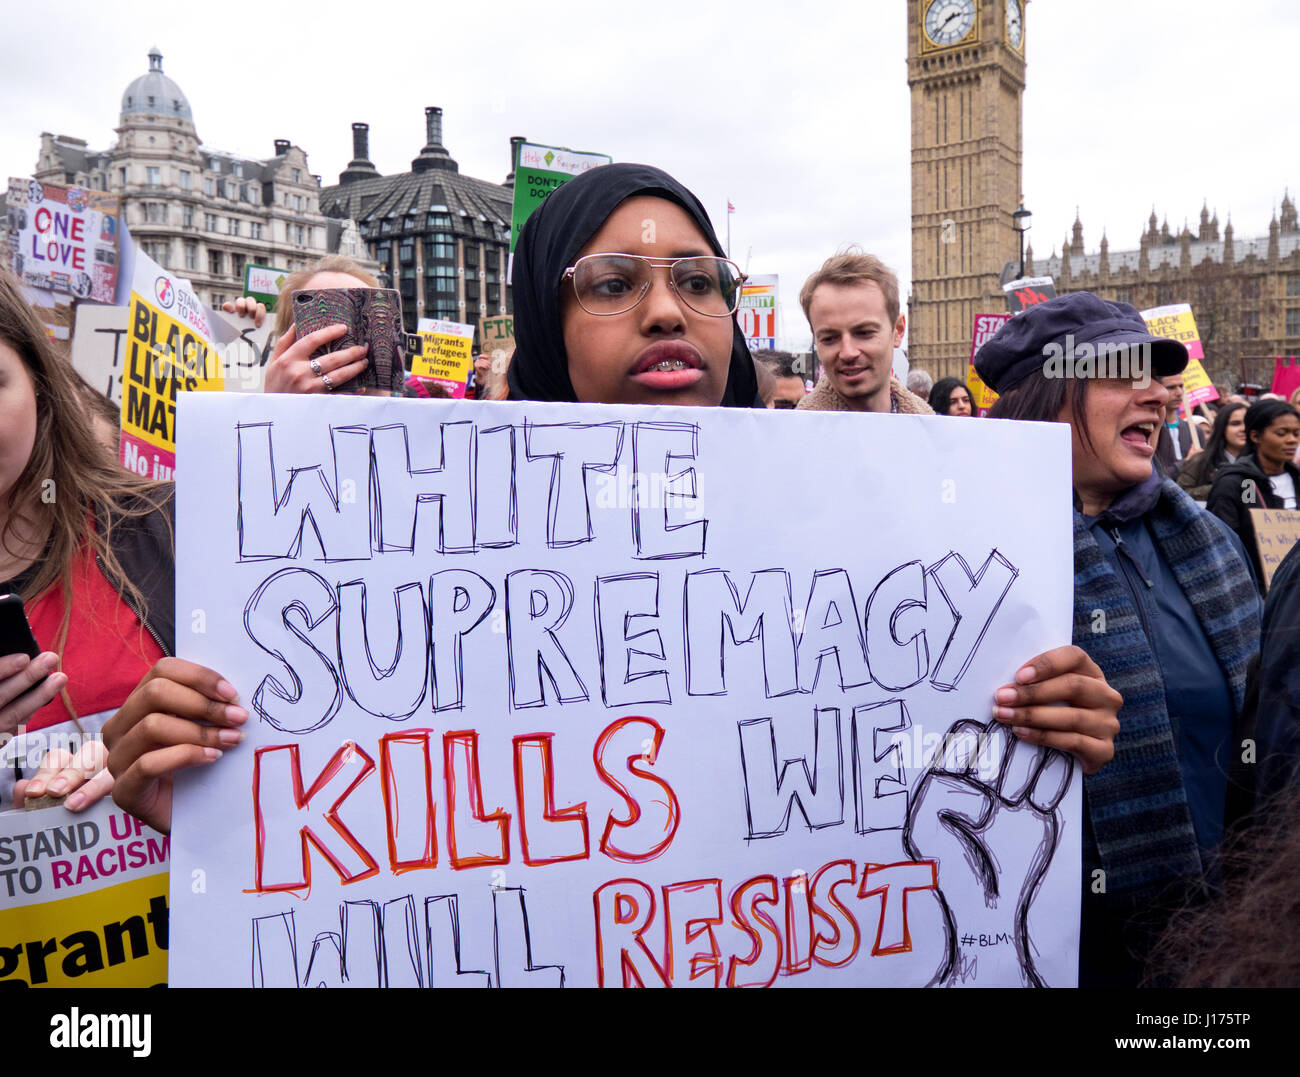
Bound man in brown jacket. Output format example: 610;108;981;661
796;250;932;415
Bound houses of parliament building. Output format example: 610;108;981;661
906;0;1299;384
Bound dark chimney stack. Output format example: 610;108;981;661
273;139;290;156
411;107;457;173
338;121;380;185
425;107;443;148
506;135;526;185
352;122;370;161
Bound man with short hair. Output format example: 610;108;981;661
1155;372;1200;477
796;250;932;415
757;350;809;409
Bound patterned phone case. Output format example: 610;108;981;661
290;287;411;394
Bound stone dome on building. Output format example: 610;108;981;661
120;47;192;122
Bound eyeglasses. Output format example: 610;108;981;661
562;254;747;317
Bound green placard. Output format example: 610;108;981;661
244;263;290;311
510;143;612;252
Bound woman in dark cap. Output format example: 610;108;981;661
507;163;760;408
975;291;1262;987
927;376;973;416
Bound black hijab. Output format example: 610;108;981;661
506;162;761;407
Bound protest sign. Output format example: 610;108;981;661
967;313;1011;413
244;263;289;312
7;177;120;302
75;306;271;404
169;393;1078;988
207;308;274;394
1268;356;1300;402
0;799;169;987
1251;507;1300;591
738;274;778;350
1141;303;1218;409
23;288;74;344
119;251;224;481
480;313;515;368
510;143;611;253
413;317;475;397
1002;276;1056;314
71;305;129;402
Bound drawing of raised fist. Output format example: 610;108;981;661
903;718;1073;987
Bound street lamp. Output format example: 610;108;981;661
1012;204;1032;279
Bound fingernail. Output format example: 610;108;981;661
66;792;86;811
993;706;1015;720
216;679;239;701
47;778;68;794
995;687;1017;704
1016;666;1036;683
203;747;223;762
1012;726;1033;739
26;780;43;797
218;728;245;746
226;705;248;724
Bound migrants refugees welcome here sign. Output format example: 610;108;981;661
170;394;1076;988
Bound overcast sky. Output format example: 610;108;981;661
2;0;1295;350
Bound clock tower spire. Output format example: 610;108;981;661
907;0;1027;378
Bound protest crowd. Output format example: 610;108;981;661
4;155;1300;992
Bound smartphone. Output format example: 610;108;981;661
291;288;422;395
0;593;47;707
0;594;40;661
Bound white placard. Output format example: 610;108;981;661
170;394;1077;988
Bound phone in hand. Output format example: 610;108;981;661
0;593;47;701
291;288;421;395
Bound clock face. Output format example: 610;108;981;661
924;0;977;47
1006;0;1024;48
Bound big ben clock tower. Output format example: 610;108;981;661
907;0;1027;378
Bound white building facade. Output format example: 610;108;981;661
32;48;352;307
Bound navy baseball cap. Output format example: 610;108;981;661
974;292;1189;395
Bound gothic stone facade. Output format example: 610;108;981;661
1033;195;1300;389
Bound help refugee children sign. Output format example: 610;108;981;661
170;394;1078;988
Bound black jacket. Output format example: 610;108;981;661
1206;455;1300;591
94;489;176;657
1245;541;1300;806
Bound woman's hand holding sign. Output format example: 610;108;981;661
992;644;1122;775
104;658;247;834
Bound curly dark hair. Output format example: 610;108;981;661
1146;789;1300;987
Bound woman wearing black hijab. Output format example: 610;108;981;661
507;163;761;408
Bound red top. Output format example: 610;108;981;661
22;540;163;732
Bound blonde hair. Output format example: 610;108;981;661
799;247;901;327
272;255;379;337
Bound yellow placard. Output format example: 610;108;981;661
412;326;474;387
1182;357;1214;396
1142;307;1202;352
121;292;224;455
0;870;170;987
